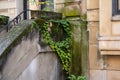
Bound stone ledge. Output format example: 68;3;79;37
112;15;120;21
0;20;34;56
99;37;120;55
31;11;62;20
98;36;120;41
99;41;120;51
101;51;120;55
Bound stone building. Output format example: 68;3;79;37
87;0;120;80
0;0;86;19
0;0;87;80
0;0;26;19
2;0;120;80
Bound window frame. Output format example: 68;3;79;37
112;0;120;16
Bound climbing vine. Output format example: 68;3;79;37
0;15;9;25
68;74;86;80
34;19;72;72
31;14;87;80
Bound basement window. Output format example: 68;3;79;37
112;0;120;16
112;0;120;20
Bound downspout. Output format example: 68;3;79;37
23;0;27;19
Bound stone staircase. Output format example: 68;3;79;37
0;11;64;80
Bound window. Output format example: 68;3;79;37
112;0;120;16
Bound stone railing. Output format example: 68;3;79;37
0;11;64;80
0;20;34;56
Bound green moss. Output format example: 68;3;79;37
65;8;80;17
0;20;34;59
34;19;72;72
56;3;80;17
70;15;88;76
0;15;9;25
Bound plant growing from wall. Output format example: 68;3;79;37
0;15;9;25
68;74;86;80
31;14;87;80
34;19;72;72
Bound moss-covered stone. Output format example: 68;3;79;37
64;3;80;17
0;20;34;57
0;15;9;25
31;10;62;20
70;18;88;76
70;21;81;75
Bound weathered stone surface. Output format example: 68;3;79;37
71;21;81;75
88;0;120;80
54;4;65;15
101;51;120;55
99;41;120;51
80;0;87;14
112;15;120;20
89;45;101;69
99;0;112;36
55;0;86;15
16;53;64;80
1;24;40;80
90;70;106;80
64;3;80;17
0;10;66;80
0;72;2;80
107;70;120;80
88;22;99;44
71;20;88;76
0;1;15;10
98;36;120;41
31;11;62;20
106;56;120;70
0;20;34;56
112;21;120;35
87;0;99;9
87;10;99;21
0;29;7;37
1;21;63;80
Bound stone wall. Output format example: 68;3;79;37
87;0;100;79
87;0;120;80
16;53;63;80
54;0;86;17
0;20;64;80
54;0;88;77
0;0;16;19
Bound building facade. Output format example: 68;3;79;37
87;0;120;80
0;0;30;20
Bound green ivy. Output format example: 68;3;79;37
0;15;9;25
35;19;72;72
31;16;87;79
68;74;86;80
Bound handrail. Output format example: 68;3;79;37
0;9;31;33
